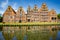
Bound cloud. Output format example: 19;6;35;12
0;11;4;15
1;0;8;9
12;3;17;11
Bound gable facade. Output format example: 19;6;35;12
3;3;57;22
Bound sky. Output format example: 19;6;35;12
0;0;60;15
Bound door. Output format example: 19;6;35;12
19;20;22;23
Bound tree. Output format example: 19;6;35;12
0;16;3;22
57;13;60;19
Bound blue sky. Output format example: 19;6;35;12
0;0;60;15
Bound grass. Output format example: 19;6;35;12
0;22;60;26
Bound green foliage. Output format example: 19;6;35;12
0;22;60;26
0;16;2;22
0;16;2;18
57;13;60;19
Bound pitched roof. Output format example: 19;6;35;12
3;6;16;16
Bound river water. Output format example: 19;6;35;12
0;26;60;40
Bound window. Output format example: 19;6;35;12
16;20;19;22
52;17;56;20
27;16;31;18
13;16;14;18
8;12;11;15
40;12;48;16
11;16;12;18
42;8;47;11
20;12;22;17
34;9;38;12
42;17;48;19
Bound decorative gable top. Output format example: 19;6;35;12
17;6;25;12
27;5;32;12
48;9;57;15
33;4;38;12
39;3;48;12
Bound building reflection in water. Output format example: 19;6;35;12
2;26;58;40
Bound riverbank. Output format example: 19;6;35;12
0;22;60;26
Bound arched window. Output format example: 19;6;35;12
52;17;56;20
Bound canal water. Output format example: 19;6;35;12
0;26;60;40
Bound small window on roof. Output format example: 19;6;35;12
9;8;10;10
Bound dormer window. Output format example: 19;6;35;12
20;9;22;11
9;8;10;10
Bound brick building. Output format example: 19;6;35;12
3;3;57;22
16;7;26;22
3;6;16;22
